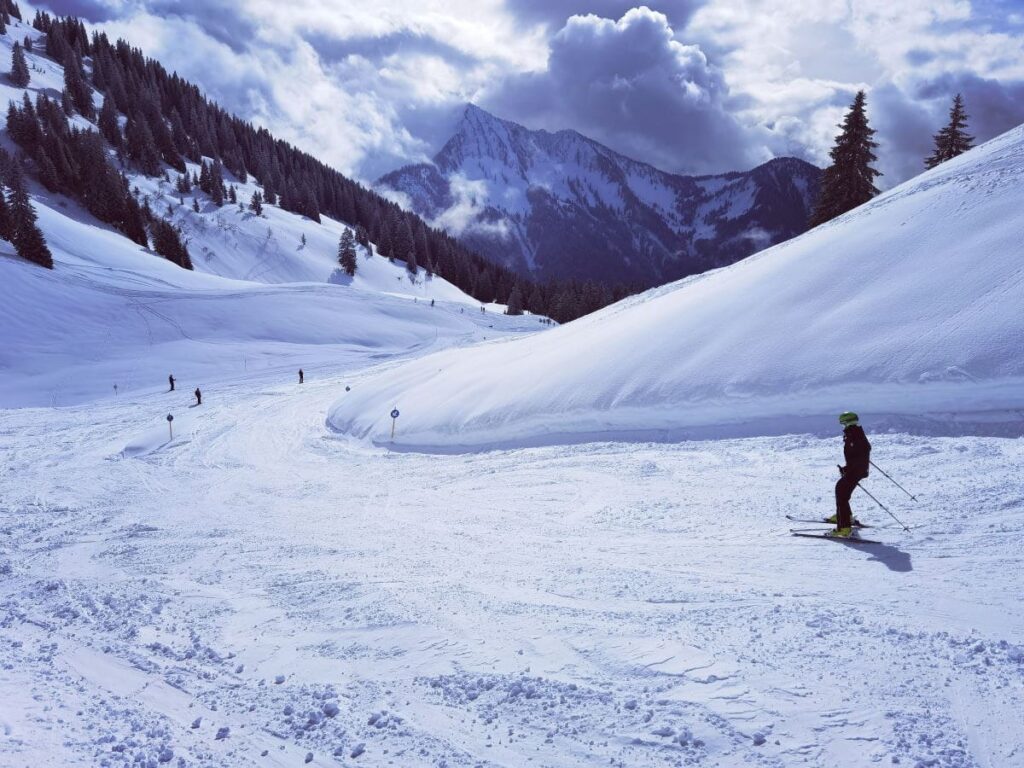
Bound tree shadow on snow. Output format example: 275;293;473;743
840;540;913;572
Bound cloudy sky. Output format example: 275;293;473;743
29;0;1024;185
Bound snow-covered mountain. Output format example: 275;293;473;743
333;121;1024;450
0;20;542;408
378;104;821;284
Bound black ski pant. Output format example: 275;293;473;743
835;472;866;529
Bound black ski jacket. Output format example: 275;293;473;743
842;424;871;477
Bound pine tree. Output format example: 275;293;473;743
123;192;148;247
528;285;545;316
355;224;369;250
377;224;392;259
405;248;418;275
192;197;199;213
0;178;12;242
248;190;263;216
209;161;226;206
198;161;211;194
925;94;974;169
63;49;94;120
126;118;161;175
809;90;881;228
10;41;29;87
150;217;192;269
338;227;357;276
506;284;524;315
475;270;494;303
7;164;54;268
393;217;414;263
98;93;121;148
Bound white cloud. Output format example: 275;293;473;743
29;0;1024;186
684;0;1024;185
484;7;762;174
434;174;513;240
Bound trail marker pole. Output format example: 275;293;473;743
390;408;400;441
167;413;174;441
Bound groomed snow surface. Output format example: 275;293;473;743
329;123;1024;451
2;377;1023;767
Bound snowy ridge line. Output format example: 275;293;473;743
329;382;1024;454
379;104;820;285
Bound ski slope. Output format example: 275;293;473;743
0;192;538;408
0;18;540;409
329;124;1024;450
2;14;1022;768
3;374;1023;767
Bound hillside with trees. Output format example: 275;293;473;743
7;8;626;322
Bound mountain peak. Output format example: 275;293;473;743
383;109;822;285
462;102;493;120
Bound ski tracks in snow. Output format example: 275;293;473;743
1;384;1022;766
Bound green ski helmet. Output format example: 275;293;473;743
839;411;859;427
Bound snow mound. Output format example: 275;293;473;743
328;125;1024;450
121;410;197;458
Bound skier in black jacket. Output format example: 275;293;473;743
829;411;871;538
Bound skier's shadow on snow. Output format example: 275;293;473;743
841;540;913;572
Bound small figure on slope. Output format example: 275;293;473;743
828;411;871;538
298;369;304;384
194;387;202;406
168;374;175;392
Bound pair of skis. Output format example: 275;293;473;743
786;515;882;545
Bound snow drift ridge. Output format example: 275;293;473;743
329;123;1024;450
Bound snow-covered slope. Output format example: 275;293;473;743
0;196;539;408
0;20;541;408
331;123;1024;450
378;104;820;284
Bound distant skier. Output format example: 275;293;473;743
828;411;871;538
298;369;304;384
194;387;202;406
168;374;175;392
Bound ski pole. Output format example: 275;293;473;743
869;460;918;501
856;483;911;532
